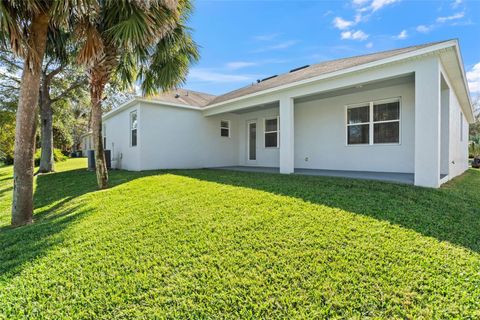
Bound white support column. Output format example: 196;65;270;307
414;57;441;188
280;96;294;174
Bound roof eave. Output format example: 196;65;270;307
203;40;461;110
102;97;203;120
451;40;475;122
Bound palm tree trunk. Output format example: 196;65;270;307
90;79;108;189
38;99;54;173
11;13;50;226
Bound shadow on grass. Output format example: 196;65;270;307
0;204;92;278
0;167;154;279
171;169;480;253
0;186;12;198
33;168;156;214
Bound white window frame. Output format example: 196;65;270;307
220;120;231;138
345;97;401;146
264;116;280;148
102;124;107;147
130;110;138;147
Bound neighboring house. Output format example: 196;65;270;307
102;40;473;188
80;132;93;155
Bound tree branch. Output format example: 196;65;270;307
0;54;23;71
51;79;87;103
45;63;66;83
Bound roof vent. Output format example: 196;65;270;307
289;65;310;73
256;79;261;83
260;75;278;82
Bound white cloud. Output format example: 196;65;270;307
416;24;432;33
396;29;408;39
189;68;259;83
371;0;400;12
366;42;373;48
225;61;257;70
436;12;464;23
323;10;334;17
451;0;462;8
253;40;298;52
467;62;480;94
333;17;354;30
352;0;370;5
341;30;369;41
253;33;279;41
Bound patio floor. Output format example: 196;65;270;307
210;166;415;185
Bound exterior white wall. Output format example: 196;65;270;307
439;63;470;181
137;102;238;170
236;107;280;167
448;84;469;178
103;52;471;187
80;134;93;152
294;82;415;173
104;103;141;171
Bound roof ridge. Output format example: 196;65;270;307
206;39;456;106
308;39;455;68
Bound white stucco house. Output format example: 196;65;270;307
102;40;473;188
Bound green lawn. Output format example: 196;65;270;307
0;159;479;318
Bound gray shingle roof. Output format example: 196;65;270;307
143;40;451;108
207;40;450;106
146;88;216;107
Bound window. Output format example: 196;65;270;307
264;117;279;148
373;101;400;144
220;120;230;137
347;98;400;145
130;111;137;147
102;124;106;148
347;105;369;144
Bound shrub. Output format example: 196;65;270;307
34;148;68;166
469;142;480;159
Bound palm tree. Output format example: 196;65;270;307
0;1;91;226
76;0;199;189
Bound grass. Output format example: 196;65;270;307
0;159;479;318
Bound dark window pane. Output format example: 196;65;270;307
249;123;256;160
265;118;278;132
374;102;399;122
220;120;229;128
265;132;278;147
347;124;369;144
374;122;399;143
131;129;137;146
221;128;229;137
347;106;369;124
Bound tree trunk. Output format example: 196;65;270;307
87;45;117;189
38;99;54;173
38;74;54;173
11;13;50;226
90;80;108;189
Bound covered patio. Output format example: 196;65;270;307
210;166;417;185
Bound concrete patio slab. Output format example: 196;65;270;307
210;166;415;184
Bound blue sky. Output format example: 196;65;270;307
183;0;480;98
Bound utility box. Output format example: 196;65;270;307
87;150;95;170
87;150;111;170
